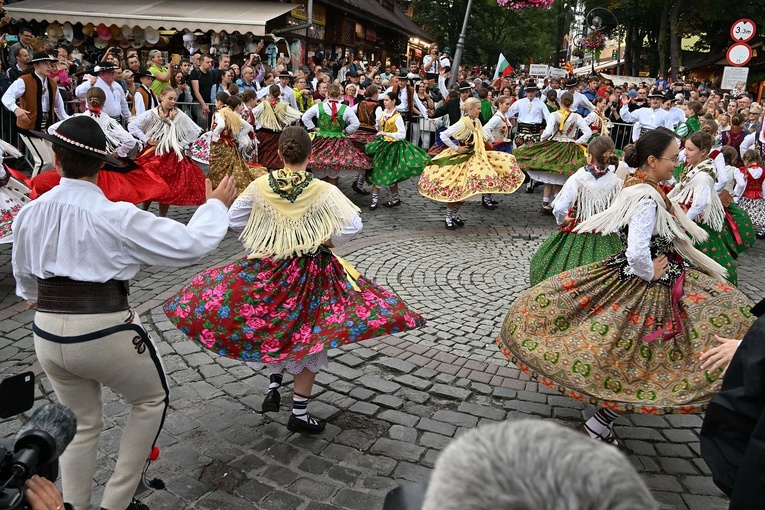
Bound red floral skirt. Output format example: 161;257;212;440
256;130;285;170
349;130;378;152
309;135;372;173
31;167;171;205
163;250;425;363
134;149;206;206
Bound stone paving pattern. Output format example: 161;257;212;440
2;178;764;510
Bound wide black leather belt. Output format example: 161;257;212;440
36;277;130;314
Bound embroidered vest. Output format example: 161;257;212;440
744;166;765;200
317;103;347;135
132;86;157;115
357;100;378;131
18;73;58;130
393;85;415;114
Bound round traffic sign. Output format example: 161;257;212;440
731;19;756;43
727;43;753;66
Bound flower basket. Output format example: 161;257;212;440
496;0;554;11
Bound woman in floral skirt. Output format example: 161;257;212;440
301;83;372;186
129;86;206;217
0;139;30;243
513;92;591;215
418;97;524;230
164;127;425;434
668;131;747;284
365;91;430;210
529;136;623;285
207;95;267;195
497;129;755;451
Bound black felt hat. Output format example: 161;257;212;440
32;116;121;166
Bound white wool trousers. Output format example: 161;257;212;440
33;310;169;510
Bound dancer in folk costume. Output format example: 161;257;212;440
129;86;206;217
497;130;755;452
252;84;302;170
506;79;549;195
164;127;425;434
32;87;170;205
348;84;381;196
207;95;267;195
529;136;623;286
302;83;372;185
584;96;611;143
418;98;524;230
668;132;752;284
365;91;430;210
674;100;703;140
0;139;30;243
481;95;514;210
514;92;591;215
188;92;232;168
734;150;765;235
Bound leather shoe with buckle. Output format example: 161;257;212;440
369;201;379;210
287;414;326;434
383;199;402;208
351;183;370;195
262;389;280;412
452;217;465;227
445;218;455;230
482;199;497;210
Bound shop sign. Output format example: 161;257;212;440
291;0;327;26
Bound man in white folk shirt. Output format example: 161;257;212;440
2;51;69;132
12;116;238;510
257;70;298;110
620;90;673;141
75;63;131;124
508;80;551;193
557;77;597;116
661;92;686;131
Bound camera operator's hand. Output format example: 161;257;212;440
25;475;67;510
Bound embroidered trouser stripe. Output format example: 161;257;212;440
33;310;169;510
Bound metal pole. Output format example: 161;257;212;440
448;0;473;89
616;27;621;76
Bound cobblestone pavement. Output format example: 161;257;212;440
2;177;764;510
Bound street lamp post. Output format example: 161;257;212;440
448;0;474;89
585;7;620;76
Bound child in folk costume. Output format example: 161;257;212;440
0;139;31;243
513;92;591;215
734;150;765;237
32;87;170;205
668;131;753;284
164;127;425;434
301;83;372;186
348;84;381;196
252;84;302;170
529;136;624;285
188;92;230;167
207;95;267;195
240;89;259;128
481;95;514;210
584;96;611;143
498;130;754;451
365;91;430;210
129;86;206;217
418;98;524;230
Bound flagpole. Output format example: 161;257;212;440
448;0;473;89
493;54;504;80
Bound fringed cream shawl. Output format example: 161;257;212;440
239;171;360;260
140;108;202;160
667;158;725;231
575;182;728;281
552;168;622;221
253;100;302;132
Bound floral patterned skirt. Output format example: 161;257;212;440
497;259;755;414
725;202;756;255
418;149;524;202
309;135;372;173
163;250;426;363
31;166;171;205
189;132;211;165
349;130;378;153
365;138;430;187
208;142;267;195
256;130;285;170
134;150;206;206
529;231;623;286
0;175;31;243
738;197;765;227
514;140;587;177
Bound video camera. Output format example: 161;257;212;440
0;373;76;510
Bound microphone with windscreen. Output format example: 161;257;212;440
11;403;77;479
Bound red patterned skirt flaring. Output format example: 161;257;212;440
134;150;206;206
309;135;372;173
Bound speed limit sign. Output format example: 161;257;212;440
731;19;756;43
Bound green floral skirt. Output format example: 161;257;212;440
365;138;430;187
513;140;587;176
529;231;623;286
724;203;756;255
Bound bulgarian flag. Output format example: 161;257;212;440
494;53;514;79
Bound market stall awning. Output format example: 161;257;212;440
4;0;296;36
